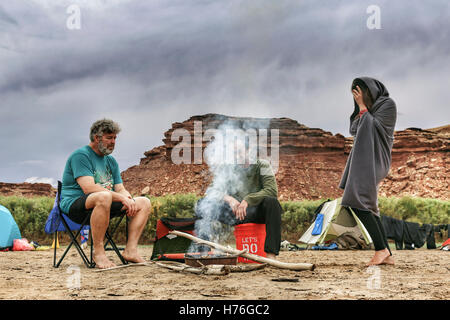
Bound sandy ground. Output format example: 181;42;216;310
0;245;448;300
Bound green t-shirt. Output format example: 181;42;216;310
208;159;278;207
60;145;123;213
233;159;278;207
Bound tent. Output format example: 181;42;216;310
0;204;22;249
298;198;373;248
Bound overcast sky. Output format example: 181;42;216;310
0;0;449;186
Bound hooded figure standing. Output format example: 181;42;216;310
339;77;397;266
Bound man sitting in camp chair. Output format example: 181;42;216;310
60;119;151;269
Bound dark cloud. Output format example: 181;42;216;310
0;4;18;26
0;0;449;183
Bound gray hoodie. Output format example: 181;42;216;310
339;77;397;216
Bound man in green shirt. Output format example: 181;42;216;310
195;147;283;260
61;119;151;269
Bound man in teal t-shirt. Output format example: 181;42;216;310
60;145;123;214
60;119;151;269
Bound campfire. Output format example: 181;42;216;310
171;230;315;271
184;252;238;267
96;231;315;275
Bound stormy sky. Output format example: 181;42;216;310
0;0;449;186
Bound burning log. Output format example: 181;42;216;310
155;261;230;275
155;261;265;275
185;253;239;267
169;230;315;271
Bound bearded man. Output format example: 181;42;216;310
60;119;151;269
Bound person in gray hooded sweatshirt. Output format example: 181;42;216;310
339;77;397;266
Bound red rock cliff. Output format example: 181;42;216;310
122;114;449;200
0;182;56;198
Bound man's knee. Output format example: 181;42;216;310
88;192;112;227
90;191;113;209
135;197;151;214
261;197;283;217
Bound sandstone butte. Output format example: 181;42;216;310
0;182;56;198
1;114;448;200
121;114;449;201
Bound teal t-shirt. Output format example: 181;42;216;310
60;145;123;213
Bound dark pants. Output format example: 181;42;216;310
195;197;283;255
352;208;392;255
67;193;125;225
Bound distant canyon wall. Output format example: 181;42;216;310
121;114;449;201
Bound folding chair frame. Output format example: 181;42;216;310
53;181;128;268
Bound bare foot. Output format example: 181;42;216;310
382;255;395;265
122;249;145;263
366;249;390;266
93;252;116;269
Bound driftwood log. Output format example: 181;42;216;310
228;263;266;272
169;230;315;271
93;262;152;272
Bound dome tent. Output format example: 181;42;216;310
299;198;373;248
0;204;22;249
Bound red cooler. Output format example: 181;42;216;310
234;223;266;263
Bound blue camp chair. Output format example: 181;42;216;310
46;181;128;268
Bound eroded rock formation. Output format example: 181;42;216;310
0;182;56;198
122;114;449;201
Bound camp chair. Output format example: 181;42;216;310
52;181;128;268
150;217;197;262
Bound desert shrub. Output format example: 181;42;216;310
280;199;325;241
378;196;449;225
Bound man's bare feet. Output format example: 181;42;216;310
366;248;390;266
382;255;395;265
93;252;116;269
122;248;145;263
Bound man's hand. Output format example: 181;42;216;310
235;200;248;221
120;195;138;217
352;85;368;112
224;195;241;214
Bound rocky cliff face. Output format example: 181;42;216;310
4;116;446;201
0;182;56;198
379;127;449;199
122;114;449;201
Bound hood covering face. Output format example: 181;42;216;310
351;77;390;120
360;76;389;100
340;77;397;216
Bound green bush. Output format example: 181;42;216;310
280;199;325;241
378;197;450;225
0;195;448;244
